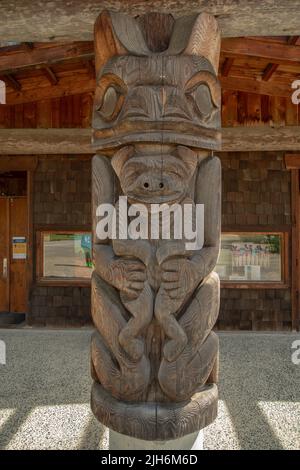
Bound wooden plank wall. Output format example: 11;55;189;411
0;93;93;128
222;91;300;127
0;91;299;129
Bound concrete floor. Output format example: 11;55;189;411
0;328;299;450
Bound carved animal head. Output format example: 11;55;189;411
111;145;198;204
92;10;221;152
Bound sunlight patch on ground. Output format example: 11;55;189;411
6;404;93;450
257;401;300;450
204;400;241;449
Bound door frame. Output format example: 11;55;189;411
291;169;300;331
0;156;37;315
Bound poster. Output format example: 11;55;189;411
12;237;27;260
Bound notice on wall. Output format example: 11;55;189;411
12;237;27;260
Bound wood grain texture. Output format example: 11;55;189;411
91;382;218;440
1;1;300;41
3;126;300;154
91;10;221;440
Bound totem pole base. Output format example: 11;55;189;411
91;382;218;442
109;429;203;451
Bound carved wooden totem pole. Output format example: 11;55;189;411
91;10;221;441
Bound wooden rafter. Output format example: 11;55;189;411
42;66;58;85
262;63;278;81
1;73;21;91
221;57;234;77
220;75;291;98
222;37;300;65
287;36;300;45
5;75;95;104
0;42;94;74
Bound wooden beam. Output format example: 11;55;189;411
287;36;300;45
222;37;300;65
1;126;300;155
1;1;300;41
1;73;21;91
222;126;300;152
220;75;291;98
6;76;95;105
285;154;300;169
0;42;94;74
221;58;234;77
42;66;58;85
262;63;278;81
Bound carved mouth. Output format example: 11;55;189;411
127;191;183;204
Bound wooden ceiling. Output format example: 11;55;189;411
0;36;299;105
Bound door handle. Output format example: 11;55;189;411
3;258;7;278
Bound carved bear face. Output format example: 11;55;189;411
111;145;198;204
92;11;221;152
93;56;221;151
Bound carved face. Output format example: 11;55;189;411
93;56;221;151
111;145;198;204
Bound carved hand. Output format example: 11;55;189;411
109;259;146;299
161;258;201;300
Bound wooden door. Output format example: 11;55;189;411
9;197;28;313
0;196;28;314
0;198;9;311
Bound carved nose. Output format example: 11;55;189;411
142;180;164;191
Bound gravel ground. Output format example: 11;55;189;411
0;328;299;450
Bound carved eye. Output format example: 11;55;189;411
96;86;125;122
187;83;215;120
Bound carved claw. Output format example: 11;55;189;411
118;329;144;362
163;331;188;362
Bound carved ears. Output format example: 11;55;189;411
94;11;220;75
111;145;135;178
176;146;198;175
94;11;149;75
167;13;221;74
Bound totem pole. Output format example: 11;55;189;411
91;10;221;442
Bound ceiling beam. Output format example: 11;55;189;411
220;75;291;98
287;36;300;45
42;66;58;85
221;58;234;77
0;42;94;74
1;126;300;154
1;73;21;91
262;63;278;81
1;1;300;41
222;37;300;64
5;76;95;104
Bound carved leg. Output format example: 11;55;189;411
91;271;150;400
154;288;188;363
119;281;154;361
158;272;220;401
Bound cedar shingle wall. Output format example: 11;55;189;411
217;151;292;331
28;155;92;326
